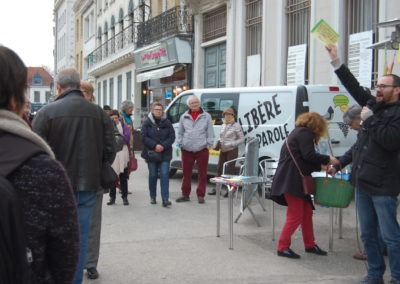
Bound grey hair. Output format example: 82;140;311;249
120;100;134;112
186;95;200;106
56;68;81;89
343;104;362;124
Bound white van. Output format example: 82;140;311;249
165;85;358;176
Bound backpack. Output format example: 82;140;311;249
0;176;32;284
0;131;44;284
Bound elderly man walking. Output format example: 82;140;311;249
33;68;116;284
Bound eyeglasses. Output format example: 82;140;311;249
375;84;399;89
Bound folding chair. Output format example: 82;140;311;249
259;159;278;241
221;138;266;227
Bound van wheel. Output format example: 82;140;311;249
169;168;177;178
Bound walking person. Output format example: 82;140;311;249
176;95;215;204
80;81;106;279
270;112;338;259
33;68;116;284
107;109;131;206
120;100;136;194
326;44;400;284
141;102;175;207
208;107;245;196
0;45;80;284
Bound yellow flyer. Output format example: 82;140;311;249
311;19;340;46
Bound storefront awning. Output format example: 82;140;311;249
136;65;175;82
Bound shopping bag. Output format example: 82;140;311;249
314;174;354;208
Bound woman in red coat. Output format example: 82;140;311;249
271;112;338;259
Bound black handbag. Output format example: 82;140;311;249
100;162;118;189
147;150;163;163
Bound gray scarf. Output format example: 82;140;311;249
0;109;54;158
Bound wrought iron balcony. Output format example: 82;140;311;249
136;6;193;48
88;24;135;69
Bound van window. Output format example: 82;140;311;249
202;93;239;125
166;93;190;124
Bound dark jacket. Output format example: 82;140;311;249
141;113;175;162
33;89;116;192
334;132;359;186
270;127;330;206
335;65;400;196
0;130;79;284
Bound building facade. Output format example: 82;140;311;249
56;0;400;128
26;67;54;104
55;0;76;72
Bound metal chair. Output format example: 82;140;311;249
259;159;278;241
221;137;267;227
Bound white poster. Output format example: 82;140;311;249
348;31;373;88
247;54;261;87
287;44;307;86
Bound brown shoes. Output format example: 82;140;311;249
353;252;367;260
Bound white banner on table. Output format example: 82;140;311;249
348;31;373;88
287;44;307;86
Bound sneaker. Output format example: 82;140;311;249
162;200;172;207
359;275;384;284
150;198;157;204
106;198;115;205
176;196;190;202
86;267;99;279
198;197;205;204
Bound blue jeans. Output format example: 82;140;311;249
356;189;400;279
72;191;97;284
148;160;170;201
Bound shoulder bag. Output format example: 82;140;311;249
285;139;315;195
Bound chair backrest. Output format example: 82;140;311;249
241;137;260;207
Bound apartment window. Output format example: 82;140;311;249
286;0;310;46
126;71;132;100
32;74;43;85
34;91;40;102
109;78;114;107
97;82;102;105
346;0;379;84
103;80;108;106
117;75;122;106
246;0;262;56
45;91;51;102
203;6;226;42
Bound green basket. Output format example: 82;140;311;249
314;176;354;208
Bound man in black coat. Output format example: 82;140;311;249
33;68;116;284
326;45;400;284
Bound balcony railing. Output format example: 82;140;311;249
88;6;193;69
136;6;193;48
88;24;135;69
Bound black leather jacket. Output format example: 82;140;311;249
33;89;116;192
335;65;400;196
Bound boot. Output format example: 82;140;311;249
107;198;115;205
122;197;129;206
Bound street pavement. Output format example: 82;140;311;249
84;155;395;284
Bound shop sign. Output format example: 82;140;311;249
139;44;169;67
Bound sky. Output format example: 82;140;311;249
0;0;54;70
